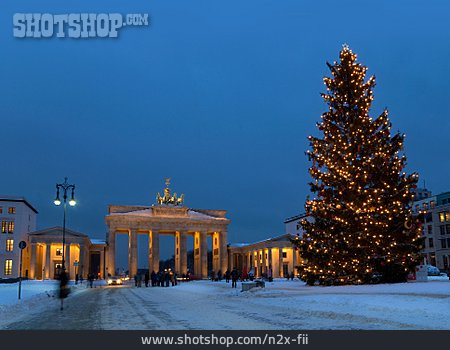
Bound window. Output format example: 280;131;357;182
0;207;2;214
427;225;432;235
8;207;16;214
439;212;450;222
1;221;6;233
56;248;63;256
282;251;287;258
6;239;13;252
425;213;433;223
423;203;428;210
440;239;447;249
440;226;446;235
430;201;436;209
444;256;449;269
8;221;14;234
447;224;450;235
428;238;434;248
4;260;12;275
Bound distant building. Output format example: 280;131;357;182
0;196;38;279
27;227;106;280
228;234;301;278
413;190;450;271
412;187;433;201
284;213;312;236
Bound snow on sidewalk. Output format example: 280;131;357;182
0;280;100;328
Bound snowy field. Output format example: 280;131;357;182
0;278;449;330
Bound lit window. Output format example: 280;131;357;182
6;239;13;252
4;259;12;275
1;221;6;233
439;212;450;222
8;221;14;233
8;207;16;214
56;248;63;256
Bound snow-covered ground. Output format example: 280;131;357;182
1;278;449;330
0;280;103;328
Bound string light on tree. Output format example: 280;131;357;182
294;45;424;286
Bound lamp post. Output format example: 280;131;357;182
54;177;76;273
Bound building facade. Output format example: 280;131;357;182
27;227;106;280
0;196;38;279
228;234;301;278
105;180;230;278
413;191;450;271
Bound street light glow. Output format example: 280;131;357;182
69;199;76;206
54;198;61;206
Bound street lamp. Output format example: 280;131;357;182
54;177;76;273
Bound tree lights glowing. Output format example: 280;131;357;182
295;46;423;286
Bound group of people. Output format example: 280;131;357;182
134;270;180;288
211;267;240;288
74;272;96;288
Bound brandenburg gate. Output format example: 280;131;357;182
105;179;230;278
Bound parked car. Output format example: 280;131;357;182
107;276;123;285
426;265;440;276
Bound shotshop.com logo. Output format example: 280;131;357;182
13;13;149;38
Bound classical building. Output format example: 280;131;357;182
27;227;106;279
0;196;38;279
105;179;230;278
413;190;450;271
228;234;301;278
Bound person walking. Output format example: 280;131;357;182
231;267;238;288
145;271;150;287
225;269;230;283
151;270;156;287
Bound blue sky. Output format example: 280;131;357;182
1;0;449;268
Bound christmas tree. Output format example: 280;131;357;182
296;45;423;286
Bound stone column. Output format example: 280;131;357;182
128;229;138;278
194;232;201;276
78;244;85;279
174;231;181;273
29;243;37;279
107;228;116;277
200;231;208;278
253;251;259;277
271;248;280;278
292;247;297;276
219;230;228;274
65;244;71;277
180;232;188;274
45;243;51;279
150;230;160;273
99;248;105;279
279;248;284;277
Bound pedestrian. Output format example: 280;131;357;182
75;273;79;285
89;273;94;288
290;272;294;281
145;271;150;287
231;267;238;288
134;274;138;287
59;270;70;311
225;269;230;283
79;274;83;285
165;271;170;287
151;270;156;287
217;270;222;281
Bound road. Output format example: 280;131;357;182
3;280;449;330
